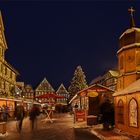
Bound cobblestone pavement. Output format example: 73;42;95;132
0;113;100;140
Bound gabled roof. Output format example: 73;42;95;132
78;83;114;94
113;79;140;96
24;84;34;93
89;76;103;85
90;70;118;85
35;77;55;92
56;83;68;94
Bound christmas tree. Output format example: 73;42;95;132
68;65;88;100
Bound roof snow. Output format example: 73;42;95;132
109;70;119;77
113;79;140;96
119;27;140;39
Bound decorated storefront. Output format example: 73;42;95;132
0;97;34;121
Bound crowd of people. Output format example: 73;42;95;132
0;103;70;133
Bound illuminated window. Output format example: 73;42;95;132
129;98;138;127
117;99;124;124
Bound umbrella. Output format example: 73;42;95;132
35;93;65;104
36;93;55;98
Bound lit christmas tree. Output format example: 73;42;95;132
68;65;88;100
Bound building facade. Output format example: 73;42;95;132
35;77;55;103
22;84;34;100
56;83;69;105
90;70;118;91
0;12;19;99
0;12;20;112
113;8;140;135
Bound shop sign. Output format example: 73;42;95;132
87;90;98;97
75;109;86;122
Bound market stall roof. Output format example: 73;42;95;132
69;94;77;104
0;98;36;104
113;79;140;96
78;84;114;95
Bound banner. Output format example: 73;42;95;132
75;109;86;122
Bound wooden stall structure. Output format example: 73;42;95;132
70;84;114;125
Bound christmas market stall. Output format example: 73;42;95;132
69;84;114;126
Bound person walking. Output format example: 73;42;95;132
2;105;8;122
14;102;25;133
29;104;40;130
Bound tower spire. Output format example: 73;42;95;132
128;7;135;28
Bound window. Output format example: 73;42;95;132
3;81;5;90
136;51;140;66
0;48;1;56
10;71;12;78
129;98;138;127
120;56;123;70
0;78;1;88
117;99;124;124
1;64;3;73
5;67;7;75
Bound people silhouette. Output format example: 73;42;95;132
14;102;25;133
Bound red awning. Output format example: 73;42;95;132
35;93;64;99
55;95;65;98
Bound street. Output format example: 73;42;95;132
1;113;100;140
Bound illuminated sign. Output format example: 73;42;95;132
87;90;98;97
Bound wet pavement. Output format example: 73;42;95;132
1;113;100;140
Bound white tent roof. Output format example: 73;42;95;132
113;79;140;96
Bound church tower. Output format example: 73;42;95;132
113;7;140;135
117;7;140;91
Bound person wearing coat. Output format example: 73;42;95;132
14;103;25;132
29;104;40;130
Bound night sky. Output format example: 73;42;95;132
0;1;140;90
